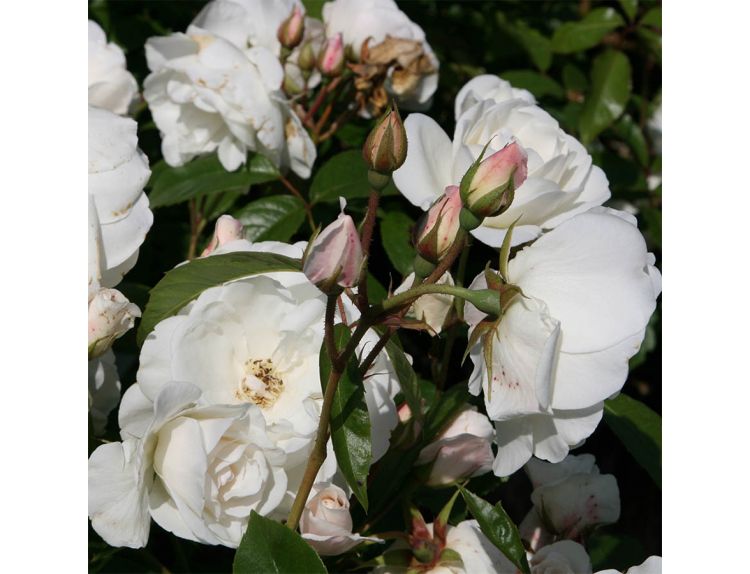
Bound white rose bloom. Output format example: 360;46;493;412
89;381;287;548
88;20;138;115
88;288;141;358
143;28;315;177
528;541;593;574
466;209;661;476
89;106;153;289
597;556;662;574
521;455;620;550
394;272;454;335
393;75;611;248
454;74;535;117
322;0;439;109
89;350;121;435
137;241;400;511
300;482;380;555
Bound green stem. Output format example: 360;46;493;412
373;284;497;318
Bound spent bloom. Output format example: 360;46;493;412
416;406;494;486
300;483;380;555
303;203;364;291
88;20;138;115
88;288;141;359
201;215;245;257
414;185;463;264
394;75;610;247
465;209;661;476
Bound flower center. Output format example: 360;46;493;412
236;358;284;408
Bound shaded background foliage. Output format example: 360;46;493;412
89;1;661;572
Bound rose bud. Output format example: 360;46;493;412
300;483;380;556
277;5;305;50
417;406;494;486
413;185;462;264
317;33;345;77
201;215;244;257
362;105;408;176
297;40;317;73
88;288;141;359
460;141;528;220
303;204;364;292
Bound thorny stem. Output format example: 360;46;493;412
187;197;207;260
279;174;316;232
359;326;395;378
356;188;381;310
304;76;342;125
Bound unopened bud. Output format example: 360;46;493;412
362;105;408;175
413;185;462;264
303;204;364;292
277;6;304;49
317;33;345;77
88;288;141;359
297;40;317;72
460;141;528;220
201;215;244;257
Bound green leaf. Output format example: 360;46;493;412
148;154;279;209
604;393;662;487
459;487;530;574
301;0;326;19
642;206;661;249
636;27;662;63
641;7;662;28
562;63;588;93
423;384;471;442
320;324;371;510
551;8;625;54
588;532;646;572
500;71;564;99
204;189;245;221
496;14;552;71
309;150;398;204
579;50;632;144
384;338;422;421
234;196;306;242
611;114;649;166
381;211;416;276
618;0;638;22
233;511;327;574
137;252;301;345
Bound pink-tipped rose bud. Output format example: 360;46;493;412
201;215;244;257
300;483;379;556
416;406;494;486
460;141;528;219
317;33;345;77
362;105;408;175
303;205;364;292
277;5;305;49
88;288;141;359
413;185;463;264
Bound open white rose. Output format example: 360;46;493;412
393;75;610;248
323;0;439;109
521;455;620;550
89;106;153;289
528;541;593;574
138;241;400;513
300;483;379;555
417;406;494;486
597;556;662;574
88;288;141;359
466;209;661;476
394;272;454;335
88;20;138;115
88;350;121;435
89;381;288;548
144;28;315;177
454;74;535;118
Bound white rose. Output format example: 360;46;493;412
394;272;454;335
521;455;620;550
417;406;494;486
300;483;379;555
597;556;662;574
88;350;121;435
137;241;400;511
88;381;288;548
454;75;535;118
529;541;593;574
393;75;611;248
465;209;661;476
143;29;315;177
322;0;439;109
88;21;138;115
88;288;141;358
89;106;153;289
